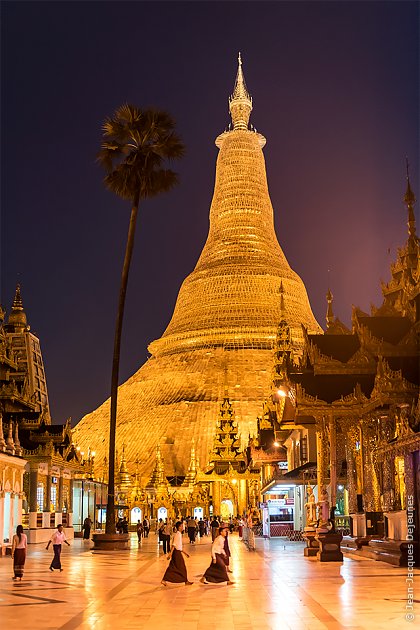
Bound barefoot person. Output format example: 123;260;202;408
161;521;193;586
46;524;70;572
200;523;234;585
11;525;27;581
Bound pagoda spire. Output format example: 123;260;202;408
147;444;166;489
404;157;417;240
183;438;198;486
229;52;253;130
7;284;28;331
0;413;6;451
326;288;334;329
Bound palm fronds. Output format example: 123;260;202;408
97;104;185;202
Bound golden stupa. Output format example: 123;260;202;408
73;55;322;476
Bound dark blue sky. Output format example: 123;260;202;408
2;1;418;425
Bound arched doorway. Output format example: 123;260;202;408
130;506;142;525
157;506;167;521
220;499;233;520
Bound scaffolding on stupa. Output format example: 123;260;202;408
73;55;321;477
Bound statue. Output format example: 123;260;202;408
317;486;330;531
304;486;317;528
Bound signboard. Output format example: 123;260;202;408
286;498;294;505
268;499;286;506
278;462;288;470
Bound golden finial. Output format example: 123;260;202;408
229;53;253;130
12;284;23;310
326;288;334;329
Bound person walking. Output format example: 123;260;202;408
82;515;92;540
210;515;220;542
200;523;234;585
187;515;197;544
161;521;193;586
11;525;27;581
46;524;70;572
162;518;172;554
198;518;206;538
143;517;150;538
136;520;144;543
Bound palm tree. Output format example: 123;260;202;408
97;104;184;535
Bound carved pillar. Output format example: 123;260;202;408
404;453;415;506
43;470;52;528
56;474;64;526
212;481;220;516
29;465;38;529
329;413;337;509
68;478;74;526
381;453;395;512
316;418;328;490
238;479;247;515
344;429;358;514
361;422;381;512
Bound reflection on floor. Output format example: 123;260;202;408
0;533;418;629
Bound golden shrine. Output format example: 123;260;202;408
72;55;321;478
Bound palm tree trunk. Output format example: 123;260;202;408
105;195;140;535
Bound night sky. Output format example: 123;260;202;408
2;1;418;426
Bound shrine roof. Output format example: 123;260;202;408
308;334;360;363
292;372;375;404
358;316;412;345
386;355;419;385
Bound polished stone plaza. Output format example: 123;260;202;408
0;533;417;629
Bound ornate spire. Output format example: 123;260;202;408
0;413;6;451
229;52;253;130
147;444;167;489
6;419;15;454
7;284;28;331
117;444;131;491
404;157;417;240
14;422;22;456
379;165;419;320
326;288;334;329
183;438;198;486
210;396;243;462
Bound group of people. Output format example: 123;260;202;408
9;514;238;585
10;523;70;580
162;520;234;587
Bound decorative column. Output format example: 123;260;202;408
29;464;39;529
344;424;358;514
329;413;337;512
316;418;328;491
404;452;415;510
56;473;64;526
68;478;74;527
212;481;220;516
238;479;247;515
361;422;381;512
43;470;52;528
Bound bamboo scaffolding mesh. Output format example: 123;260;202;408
73;59;322;477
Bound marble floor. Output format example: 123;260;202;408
0;533;418;629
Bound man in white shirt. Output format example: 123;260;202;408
46;524;70;572
161;521;193;586
201;523;234;585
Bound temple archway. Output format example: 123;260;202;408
220;499;234;520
